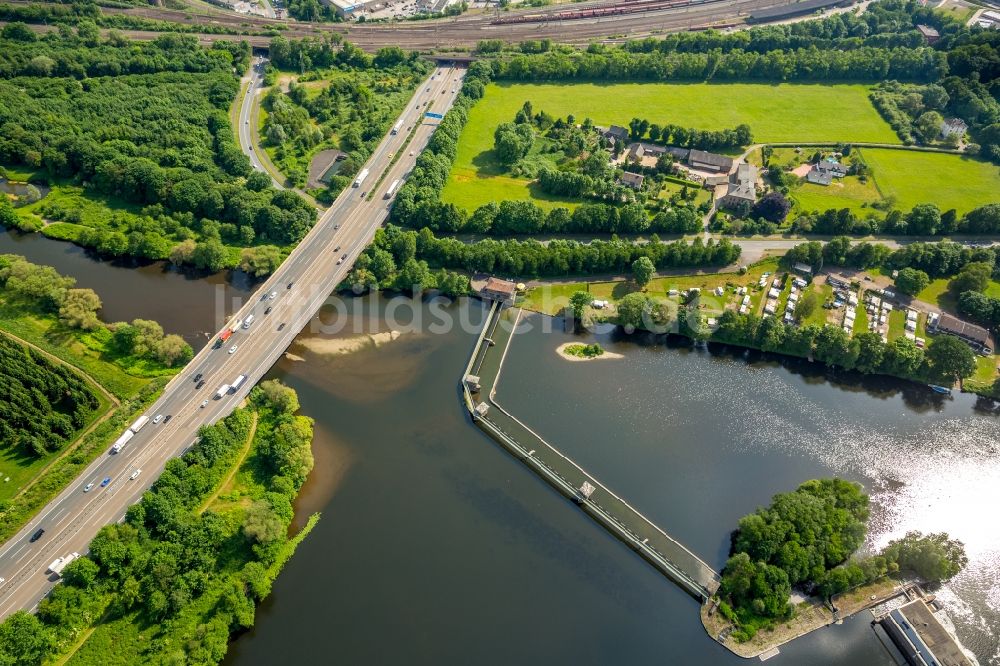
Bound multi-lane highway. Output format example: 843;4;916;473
0;64;466;619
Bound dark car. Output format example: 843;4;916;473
286;282;294;289
334;224;340;230
30;528;45;542
334;246;341;252
194;373;203;382
278;323;286;331
163;415;172;424
265;306;272;315
196;380;206;389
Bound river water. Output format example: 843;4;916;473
3;231;997;664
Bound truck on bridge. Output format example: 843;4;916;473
391;120;403;135
384;179;401;199
111;430;134;454
47;552;80;578
129;415;149;433
353;168;370;188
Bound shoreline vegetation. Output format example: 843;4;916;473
0;381;318;665
556;342;620;361
701;478;966;657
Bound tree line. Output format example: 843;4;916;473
0;334;100;458
0;382;316;665
405;225;741;278
788;203;1000;237
624;118;753;151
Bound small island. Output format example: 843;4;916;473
556;342;622;361
703;478;968;659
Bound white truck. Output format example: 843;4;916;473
47;552;80;577
215;384;230;399
353;168;370;188
231;374;247;391
111;429;134;454
391;119;403;135
129;415;149;433
243;314;255;329
232;317;243;331
384;179;400;200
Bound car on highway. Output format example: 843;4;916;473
100;477;112;488
194;373;203;382
270;291;277;299
361;191;367;197
425;87;430;92
30;529;45;542
334;245;341;252
265;306;272;315
341;253;348;262
163;415;172;424
200;399;209;408
196;380;206;389
409;151;414;156
337;257;343;265
334;224;340;230
229;344;238;354
83;482;94;493
286;282;294;289
278;323;286;331
130;469;141;480
153;414;163;424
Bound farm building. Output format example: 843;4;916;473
688;149;734;173
603;125;630;144
720;163;758;207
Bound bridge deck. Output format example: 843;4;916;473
463;303;720;601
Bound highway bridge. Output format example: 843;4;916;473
0;65;467;619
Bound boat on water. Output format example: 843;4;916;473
929;385;952;395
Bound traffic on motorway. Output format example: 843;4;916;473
0;63;466;619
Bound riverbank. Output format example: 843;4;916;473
702;577;902;659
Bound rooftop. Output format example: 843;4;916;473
936;313;990;345
689;149;734;171
482;277;517;298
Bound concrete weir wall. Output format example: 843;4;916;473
461;301;720;602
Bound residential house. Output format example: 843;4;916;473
688;149;734;173
941;118;968;139
720;162;758;208
604;125;629;145
814;160;849;178
806;169;832;186
933;313;991;351
916;24;940;44
626;142;667;165
619;171;645;189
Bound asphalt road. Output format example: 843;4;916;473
0;64;466;619
237;61;275;183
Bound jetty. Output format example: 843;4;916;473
462;300;720;602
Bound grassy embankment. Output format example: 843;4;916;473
442;82;898;212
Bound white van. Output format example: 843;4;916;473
243;315;255;329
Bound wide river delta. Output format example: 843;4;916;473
2;228;998;665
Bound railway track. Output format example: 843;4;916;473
491;0;725;25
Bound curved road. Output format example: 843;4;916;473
0;65;466;619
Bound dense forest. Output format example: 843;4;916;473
717;479;967;641
0;28;316;268
0;382;315;665
0;335;100;457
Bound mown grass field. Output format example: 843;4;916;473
860;148;1000;214
790;178;882;215
443;82;897;211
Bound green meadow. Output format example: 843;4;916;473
442;82;898;211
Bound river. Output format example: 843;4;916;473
3;231;997;664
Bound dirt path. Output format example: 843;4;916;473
198;410;259;514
